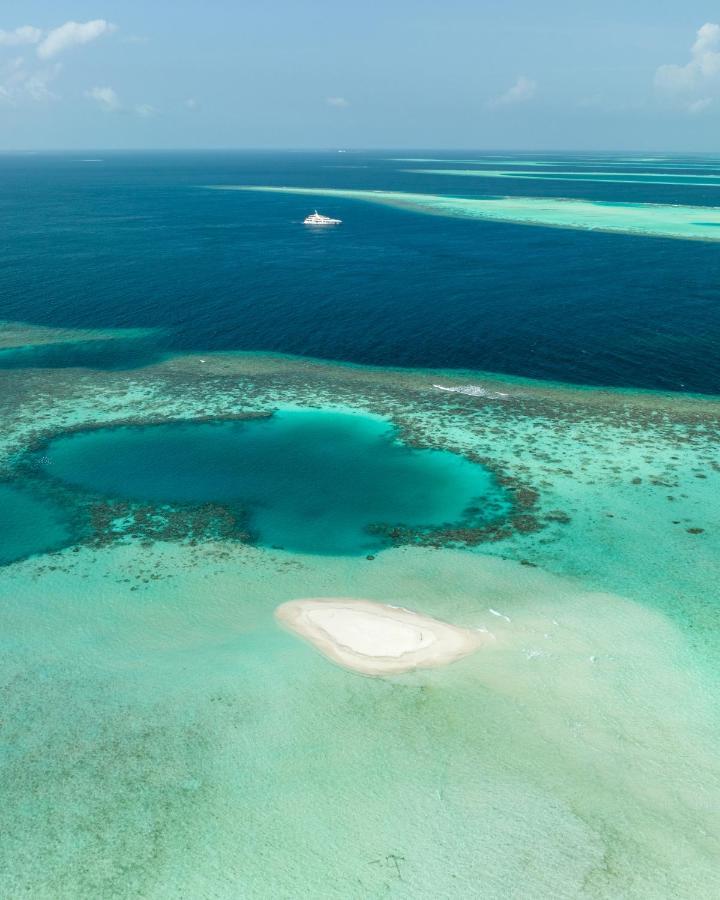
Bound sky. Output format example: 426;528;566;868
3;1;720;150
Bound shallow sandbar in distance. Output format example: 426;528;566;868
275;597;490;676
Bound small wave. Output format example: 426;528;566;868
489;608;512;622
434;383;510;400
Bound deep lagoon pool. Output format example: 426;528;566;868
38;409;509;555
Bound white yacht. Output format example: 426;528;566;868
303;210;342;226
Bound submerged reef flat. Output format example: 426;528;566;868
0;320;164;371
391;156;720;171
215;185;720;241
2;543;719;897
275;598;488;675
388;157;571;166
1;328;720;897
1;335;719;632
0;320;157;351
407;167;720;188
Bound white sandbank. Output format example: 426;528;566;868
275;597;490;676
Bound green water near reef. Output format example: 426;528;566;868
40;410;507;555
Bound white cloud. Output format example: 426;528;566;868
24;64;61;101
655;23;720;112
326;96;349;108
85;85;120;111
37;19;115;59
0;21;115;57
0;56;61;104
0;20;117;109
0;26;42;47
689;97;713;114
84;88;156;118
488;76;537;109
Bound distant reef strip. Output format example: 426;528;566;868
211;185;720;242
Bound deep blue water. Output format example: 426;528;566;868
2;150;720;392
39;411;507;555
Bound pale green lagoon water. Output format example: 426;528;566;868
1;325;719;898
221;185;720;242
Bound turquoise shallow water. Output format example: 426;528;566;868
1;149;720;897
408;167;720;187
2;539;718;898
40;410;507;555
0;484;73;565
227;184;720;242
0;346;719;896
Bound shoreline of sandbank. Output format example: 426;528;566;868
275;597;490;675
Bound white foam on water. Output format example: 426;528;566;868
434;383;511;399
489;607;512;622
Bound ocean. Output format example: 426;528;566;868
2;150;720;391
1;152;720;898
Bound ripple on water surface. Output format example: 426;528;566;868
39;409;510;555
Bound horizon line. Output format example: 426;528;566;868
2;147;720;155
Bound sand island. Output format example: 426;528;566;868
275;597;490;675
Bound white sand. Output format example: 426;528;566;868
275;597;490;676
